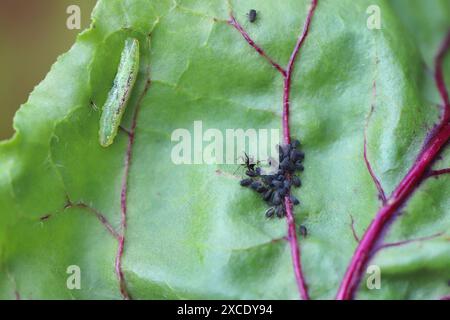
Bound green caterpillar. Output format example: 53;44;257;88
99;38;140;147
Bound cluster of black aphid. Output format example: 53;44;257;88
239;139;305;218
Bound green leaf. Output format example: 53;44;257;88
1;0;449;300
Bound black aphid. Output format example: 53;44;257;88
256;185;267;193
295;161;304;170
290;195;300;205
265;207;275;218
238;139;305;219
280;158;290;170
291;150;304;161
250;181;262;190
263;175;275;184
275;205;284;218
278;188;287;198
241;152;260;177
272;192;281;205
263;189;273;201
279;145;290;159
240;178;252;187
248;9;257;23
299;225;308;238
272;180;283;188
292;176;302;187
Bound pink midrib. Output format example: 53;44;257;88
337;120;450;300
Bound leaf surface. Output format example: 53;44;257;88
0;0;449;299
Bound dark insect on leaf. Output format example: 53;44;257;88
271;180;283;188
250;181;261;190
263;189;273;201
279;145;290;160
262;175;275;184
290;195;300;205
272;192;281;205
241;152;260;177
39;214;51;221
291;139;301;149
265;207;275;218
280;158;291;170
299;225;308;238
246;170;258;177
240;178;252;187
248;9;257;23
256;185;267;193
236;139;305;219
275;205;284;218
292;175;302;187
290;150;305;162
295;161;304;171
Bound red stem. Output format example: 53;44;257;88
228;16;286;76
115;123;134;300
374;232;444;253
281;0;317;300
364;82;387;203
364;124;387;203
70;202;120;240
42;198;120;239
285;197;310;299
428;168;450;177
435;30;450;122
350;215;360;243
337;122;450;300
336;31;450;300
283;0;317;145
115;79;151;300
228;0;318;299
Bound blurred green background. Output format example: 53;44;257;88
0;0;96;140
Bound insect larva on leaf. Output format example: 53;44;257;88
99;38;140;147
